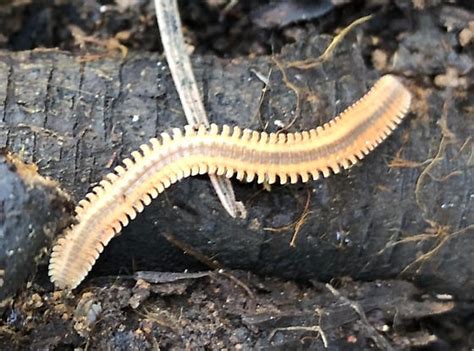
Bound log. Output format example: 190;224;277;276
0;151;70;306
0;24;472;298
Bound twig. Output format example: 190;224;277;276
134;271;211;283
160;232;255;299
154;0;246;218
216;270;256;300
269;326;328;348
161;232;222;270
250;68;272;130
326;283;394;351
220;0;240;18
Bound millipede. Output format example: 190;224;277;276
49;74;412;290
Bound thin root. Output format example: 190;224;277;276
264;189;313;247
287;15;373;70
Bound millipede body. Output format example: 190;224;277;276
49;75;412;290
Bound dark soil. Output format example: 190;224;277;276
0;0;473;350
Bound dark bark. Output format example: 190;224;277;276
0;151;70;305
0;25;472;298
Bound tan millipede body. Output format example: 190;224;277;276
49;75;412;289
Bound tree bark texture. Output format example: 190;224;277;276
0;151;70;304
0;30;472;298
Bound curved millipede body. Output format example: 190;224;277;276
49;75;412;289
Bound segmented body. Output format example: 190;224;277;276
49;75;412;289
